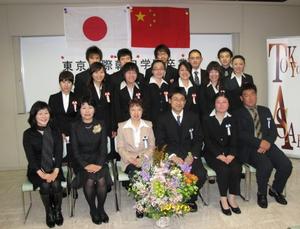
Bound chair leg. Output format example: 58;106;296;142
118;181;122;211
23;191;32;224
70;189;76;217
198;189;208;206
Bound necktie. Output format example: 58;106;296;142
250;108;262;139
176;115;181;126
194;71;200;86
41;126;54;172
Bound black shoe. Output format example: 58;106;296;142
208;178;216;184
269;189;287;205
227;200;241;214
257;193;268;208
100;210;109;223
219;201;231;216
188;202;198;212
136;210;144;218
62;190;67;198
90;212;101;225
46;210;56;228
54;209;64;226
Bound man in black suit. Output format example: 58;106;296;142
156;87;207;212
234;83;292;208
74;46;103;99
188;49;209;86
144;44;178;84
217;47;233;80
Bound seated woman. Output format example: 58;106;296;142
70;96;112;225
23;101;64;228
202;93;242;216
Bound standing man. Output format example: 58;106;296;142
235;83;292;209
188;49;208;86
217;47;234;80
156;87;207;212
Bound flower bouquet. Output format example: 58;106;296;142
128;148;199;224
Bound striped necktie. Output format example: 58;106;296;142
250;108;262;139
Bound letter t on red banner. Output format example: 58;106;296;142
131;7;190;48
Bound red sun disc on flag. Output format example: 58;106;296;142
82;16;107;41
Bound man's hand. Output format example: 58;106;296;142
216;154;227;164
225;155;235;164
170;155;184;165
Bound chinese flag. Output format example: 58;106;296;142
131;7;190;48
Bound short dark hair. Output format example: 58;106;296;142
169;87;186;100
122;62;139;78
128;98;143;110
151;59;166;70
206;61;222;76
217;47;233;59
241;83;257;95
188;49;202;58
178;60;192;76
85;46;103;61
214;90;229;103
232;55;246;64
117;48;132;60
80;95;95;108
154;44;170;58
59;70;74;84
89;62;106;75
27;101;51;129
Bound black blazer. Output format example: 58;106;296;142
145;65;178;84
71;119;107;169
156;110;203;159
223;73;254;111
220;66;233;80
203;114;237;158
190;69;209;86
74;69;90;99
234;105;277;163
201;83;225;116
48;91;78;136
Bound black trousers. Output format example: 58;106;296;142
189;158;207;202
248;144;292;195
205;155;241;196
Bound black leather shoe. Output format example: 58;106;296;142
227;200;241;214
257;193;268;208
54;209;64;226
269;189;287;205
208;178;216;184
219;201;231;216
46;210;56;228
100;211;109;223
90;212;101;225
188;202;198;212
136;210;144;218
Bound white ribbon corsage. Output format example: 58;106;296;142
136;92;141;99
164;91;168;102
225;124;231;136
142;136;149;149
189;128;194;140
72;101;77;112
267;117;271;129
92;124;102;134
192;93;197;104
104;92;110;103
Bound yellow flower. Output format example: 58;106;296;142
93;124;102;134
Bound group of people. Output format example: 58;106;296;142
23;44;293;227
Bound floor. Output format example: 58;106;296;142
0;159;300;229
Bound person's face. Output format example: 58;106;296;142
156;51;169;64
92;68;105;84
80;102;95;122
179;65;191;81
129;105;143;121
119;55;132;67
209;69;220;84
169;93;186;113
241;89;257;108
232;58;245;75
188;51;202;69
152;62;165;79
215;96;229;114
125;70;137;84
36;108;50;127
218;52;232;68
59;80;73;94
88;54;101;65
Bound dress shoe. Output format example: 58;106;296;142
257;193;268;208
227;200;241;214
219;201;231;216
136;210;144;218
208;178;216;184
188;202;198;212
90;212;101;225
100;210;109;223
54;209;64;226
269;189;287;205
46;210;56;228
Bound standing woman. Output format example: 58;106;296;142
23;101;64;228
203;93;242;216
202;61;223;115
170;60;205;119
70;97;112;225
148;59;170;131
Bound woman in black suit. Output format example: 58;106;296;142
202;61;223;115
71;97;112;225
114;62;149;128
23;101;64;228
147;59;170;131
170;60;205;119
203;93;242;216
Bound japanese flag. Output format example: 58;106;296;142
64;6;130;48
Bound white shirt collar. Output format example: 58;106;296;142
120;81;139;90
62;93;69;112
192;67;201;74
206;82;219;93
123;119;149;129
230;72;246;79
171;109;184;123
149;76;168;86
178;78;193;91
209;109;232;118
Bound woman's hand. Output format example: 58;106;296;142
216;154;227;163
84;164;102;173
225;155;235;164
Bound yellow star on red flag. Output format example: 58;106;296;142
135;11;146;22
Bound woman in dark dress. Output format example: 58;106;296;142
203;93;242;216
70;96;112;225
23;101;64;228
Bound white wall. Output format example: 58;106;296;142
1;2;300;170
